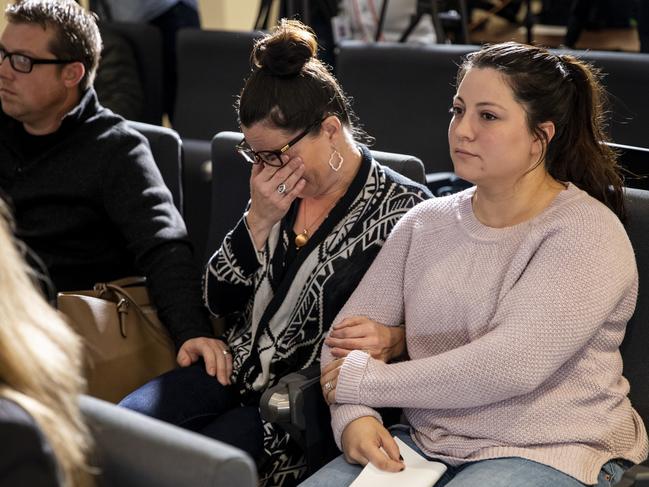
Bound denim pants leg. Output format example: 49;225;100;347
119;362;264;460
299;424;631;487
440;457;629;487
119;362;238;429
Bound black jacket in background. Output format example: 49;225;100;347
0;88;213;347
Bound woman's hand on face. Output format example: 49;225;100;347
341;416;404;472
246;155;306;249
324;316;406;362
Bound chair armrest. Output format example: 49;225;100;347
425;172;471;196
260;364;320;430
258;363;408;477
614;461;649;486
260;365;339;474
80;395;257;487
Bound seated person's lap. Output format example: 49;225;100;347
299;425;629;487
119;362;238;429
119;362;265;461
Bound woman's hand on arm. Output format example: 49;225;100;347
176;337;233;386
324;316;406;362
341;416;404;472
321;358;344;405
246;155;306;250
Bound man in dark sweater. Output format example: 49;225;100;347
0;0;232;385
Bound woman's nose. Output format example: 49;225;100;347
452;112;475;141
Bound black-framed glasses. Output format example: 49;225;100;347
236;118;324;167
0;47;76;74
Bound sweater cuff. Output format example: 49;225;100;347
228;215;262;275
331;404;382;451
336;350;371;405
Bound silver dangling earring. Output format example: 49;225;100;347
328;149;344;172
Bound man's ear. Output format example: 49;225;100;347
62;61;85;88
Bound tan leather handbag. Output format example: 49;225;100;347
57;277;177;403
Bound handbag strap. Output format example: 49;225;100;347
106;276;147;289
96;282;171;347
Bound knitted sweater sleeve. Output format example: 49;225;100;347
322;206;418;448
333;205;637;413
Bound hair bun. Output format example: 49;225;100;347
252;19;318;77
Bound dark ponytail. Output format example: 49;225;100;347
550;55;624;219
457;42;625;220
237;19;367;142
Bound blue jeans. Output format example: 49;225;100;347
299;425;630;487
118;363;264;462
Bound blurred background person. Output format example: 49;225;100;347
91;0;200;121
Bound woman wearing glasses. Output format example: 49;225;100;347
304;42;647;487
120;19;430;486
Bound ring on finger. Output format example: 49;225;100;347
277;182;287;194
324;380;334;392
222;349;230;356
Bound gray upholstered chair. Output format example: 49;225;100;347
174;28;265;261
615;187;649;486
557;49;649;149
81;395;257;487
173;29;263;141
336;41;477;175
606;142;649;191
336;41;649;178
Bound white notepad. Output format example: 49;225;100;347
350;436;447;487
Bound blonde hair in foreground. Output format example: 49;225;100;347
0;200;93;487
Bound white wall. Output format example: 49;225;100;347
0;1;263;32
200;0;261;31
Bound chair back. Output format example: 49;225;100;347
182;140;213;263
558;49;649;148
337;43;649;176
337;41;478;174
174;28;264;140
606;142;649;191
205;131;427;262
99;22;164;125
128;121;183;215
81;395;257;487
371;149;426;184
621;188;649;434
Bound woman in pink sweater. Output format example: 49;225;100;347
302;42;648;487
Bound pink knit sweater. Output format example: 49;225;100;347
323;184;648;484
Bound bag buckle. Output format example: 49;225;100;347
117;298;129;338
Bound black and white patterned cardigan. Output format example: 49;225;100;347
204;146;431;485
